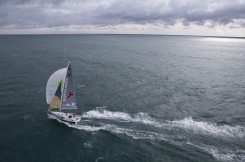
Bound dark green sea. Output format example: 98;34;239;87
0;34;245;162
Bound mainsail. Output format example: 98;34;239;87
61;62;77;109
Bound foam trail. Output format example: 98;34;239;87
48;114;245;161
81;107;163;126
81;108;245;138
48;114;170;141
82;107;132;121
48;114;106;131
186;142;245;162
169;117;245;138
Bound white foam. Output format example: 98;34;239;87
82;107;132;121
133;112;161;126
187;142;245;162
51;108;244;139
169;117;245;138
47;114;56;119
49;109;245;140
81;108;245;138
48;114;170;141
48;113;245;161
48;114;108;131
81;107;163;127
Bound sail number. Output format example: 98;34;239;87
63;78;68;102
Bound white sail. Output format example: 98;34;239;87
46;68;67;104
60;62;77;109
46;62;81;124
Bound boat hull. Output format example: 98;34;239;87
48;111;81;124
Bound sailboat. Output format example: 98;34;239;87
46;61;81;124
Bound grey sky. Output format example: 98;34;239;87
0;0;245;36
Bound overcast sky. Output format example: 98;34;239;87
0;0;245;36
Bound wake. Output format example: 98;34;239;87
80;107;245;138
48;107;245;162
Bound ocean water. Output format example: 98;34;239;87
0;34;245;162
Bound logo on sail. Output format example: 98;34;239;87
67;91;74;99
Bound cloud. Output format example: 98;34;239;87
0;0;244;30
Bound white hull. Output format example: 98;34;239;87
48;111;81;123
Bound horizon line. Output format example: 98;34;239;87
0;33;244;39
